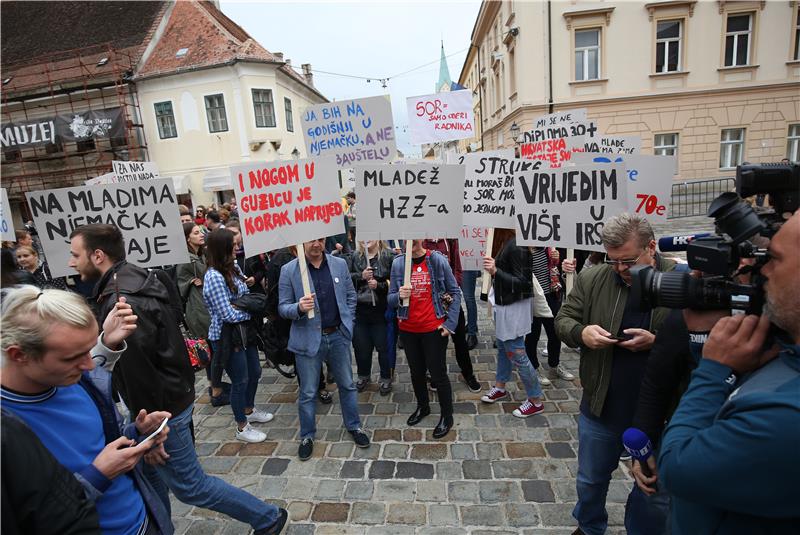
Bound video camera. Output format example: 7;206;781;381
630;162;799;314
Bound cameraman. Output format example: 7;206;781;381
658;210;800;533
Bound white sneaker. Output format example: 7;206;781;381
541;349;549;358
236;423;266;443
247;409;274;424
555;365;575;381
538;373;552;386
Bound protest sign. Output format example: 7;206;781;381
532;109;587;129
519;113;598;168
230;157;344;255
514;163;628;251
407;90;474;145
452;149;525;228
584;135;641;155
459;225;489;271
301;96;396;168
85;172;117;186
572;153;674;223
1;188;14;241
112;161;160;182
26;178;188;278
354;163;465;241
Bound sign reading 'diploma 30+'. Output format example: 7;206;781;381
26;178;188;278
571;153;674;223
354;163;465;241
519;109;597;168
230;157;344;255
1;188;14;241
301;96;396;168
407;90;474;145
452;150;539;229
514;163;627;251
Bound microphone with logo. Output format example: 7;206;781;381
657;233;711;253
623;427;658;491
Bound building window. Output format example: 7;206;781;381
575;29;600;81
204;94;228;133
154;101;177;139
787;124;800;163
720;128;745;169
654;133;679;156
252;89;276;128
794;7;800;61
45;141;64;154
284;97;293;132
76;138;96;152
509;48;517;95
724;14;752;67
656;20;682;73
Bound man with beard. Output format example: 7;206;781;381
658;210;800;533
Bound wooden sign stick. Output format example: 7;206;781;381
296;242;315;319
402;239;413;307
363;241;376;306
479;228;495;301
565;248;575;295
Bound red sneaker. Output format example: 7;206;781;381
480;387;509;403
512;400;544;418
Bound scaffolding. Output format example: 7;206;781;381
1;42;148;219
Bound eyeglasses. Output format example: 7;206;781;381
603;251;645;267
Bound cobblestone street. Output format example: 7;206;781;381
174;217;713;534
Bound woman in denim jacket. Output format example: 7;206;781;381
388;240;461;439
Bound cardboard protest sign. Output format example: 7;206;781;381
584;136;641;155
572;153;674;223
0;188;14;241
514;163;627;251
459;225;489;271
354;163;465;241
230;157;344;255
26;178;188;278
85;172;117;186
452;150;537;228
532;109;587;129
112;161;160;182
407;90;474;145
301;96;396;168
520;113;598;168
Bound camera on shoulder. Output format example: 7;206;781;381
631;162;799;314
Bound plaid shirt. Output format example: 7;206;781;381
202;265;250;341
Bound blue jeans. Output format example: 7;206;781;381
295;330;362;439
353;316;390;380
574;413;670;535
460;270;479;335
495;336;543;399
143;403;279;530
226;344;261;424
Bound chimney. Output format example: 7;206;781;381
273;51;284;62
285;58;291;68
301;63;314;87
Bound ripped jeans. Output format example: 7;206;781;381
495;335;543;399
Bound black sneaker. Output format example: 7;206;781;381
349;428;370;448
298;438;314;461
254;507;288;535
356;377;369;392
466;333;478;350
464;375;482;393
318;389;333;404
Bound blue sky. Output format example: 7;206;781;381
220;0;482;156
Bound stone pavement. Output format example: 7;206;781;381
175;314;630;535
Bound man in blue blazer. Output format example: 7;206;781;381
278;238;370;460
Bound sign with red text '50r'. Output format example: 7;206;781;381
406;90;475;145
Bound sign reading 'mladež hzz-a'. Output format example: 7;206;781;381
26;178;188;278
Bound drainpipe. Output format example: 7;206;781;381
476;43;485;151
547;0;554;114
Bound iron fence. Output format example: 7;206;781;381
669;177;735;219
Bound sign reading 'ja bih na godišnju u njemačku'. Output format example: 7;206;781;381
25;178;188;278
1;108;126;150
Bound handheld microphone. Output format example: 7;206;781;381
657;233;711;252
622;427;657;486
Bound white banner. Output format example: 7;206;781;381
407;90;475;145
514;163;628;251
459;225;490;271
231;157;344;255
0;188;14;241
26;178;188;278
572;153;674;223
301;96;396;168
354;163;465;241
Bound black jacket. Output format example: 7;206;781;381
236;252;267;295
92;261;195;416
493;237;534;306
1;409;100;535
347;248;395;317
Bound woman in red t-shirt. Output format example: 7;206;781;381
390;240;461;439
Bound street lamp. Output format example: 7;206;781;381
510;122;520;144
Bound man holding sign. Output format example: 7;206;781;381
278;238;370;461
